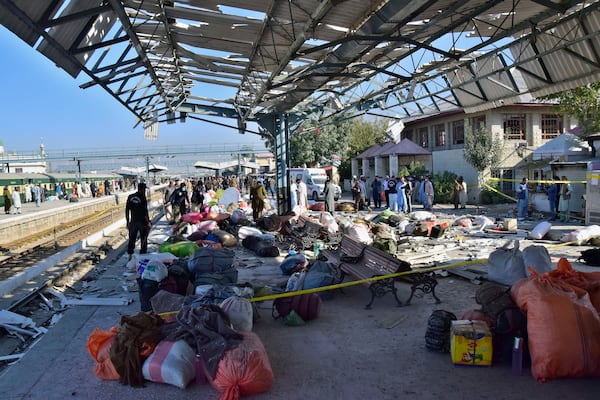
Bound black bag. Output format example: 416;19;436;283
255;244;280;257
188;247;237;285
578;248;600;266
492;306;529;365
475;283;529;365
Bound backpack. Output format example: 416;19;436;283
475;283;529;365
272;293;322;321
577;248;600;266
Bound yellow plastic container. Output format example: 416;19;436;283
450;320;493;367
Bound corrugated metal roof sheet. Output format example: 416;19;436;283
1;0;600;132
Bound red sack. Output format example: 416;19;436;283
207;332;274;400
512;258;600;381
309;202;325;211
86;327;120;380
272;293;322;321
182;212;203;224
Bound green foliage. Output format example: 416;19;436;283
463;126;502;174
479;181;507;205
432;171;458;204
289;119;352;167
346;118;389;157
407;161;428;177
537;82;600;136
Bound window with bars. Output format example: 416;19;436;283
503;113;526;140
541;114;562;139
433;123;445;147
452;119;464;144
418;127;429;148
469;115;486;131
491;168;514;194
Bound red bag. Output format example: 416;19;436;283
272;293;322;321
207;332;274;400
86;327;120;380
511;258;600;381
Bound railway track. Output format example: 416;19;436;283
0;206;123;282
0;206;162;373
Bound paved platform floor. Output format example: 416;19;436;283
1;205;599;400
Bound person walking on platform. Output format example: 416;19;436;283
11;187;22;214
32;183;41;207
290;178;298;211
126;182;151;260
424;175;434;211
458;176;467;209
559;175;572;222
90;181;97;198
168;182;190;224
387;176;398;212
24;183;32;203
516;177;529;219
545;177;558;221
371;176;382;209
296;178;308;212
55;183;63;200
3;186;12;214
324;176;336;213
250;178;268;220
163;180;176;222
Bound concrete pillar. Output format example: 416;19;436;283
362;158;370;177
351;158;359;177
374;156;384;177
389;155;398;176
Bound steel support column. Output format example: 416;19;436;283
259;114;290;215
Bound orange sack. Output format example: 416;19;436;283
207;332;274;400
512;258;600;381
86;327;120;381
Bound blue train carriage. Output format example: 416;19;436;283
0;173;50;207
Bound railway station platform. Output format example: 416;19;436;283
0;186;165;249
0;216;599;400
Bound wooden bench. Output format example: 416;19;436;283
325;235;440;309
319;234;366;266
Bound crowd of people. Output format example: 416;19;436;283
3;183;44;214
349;174;438;213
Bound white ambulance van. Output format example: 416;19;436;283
289;167;341;201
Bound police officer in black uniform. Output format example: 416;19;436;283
125;182;151;260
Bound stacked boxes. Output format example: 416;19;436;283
450;320;493;366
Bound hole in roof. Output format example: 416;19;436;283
218;5;266;21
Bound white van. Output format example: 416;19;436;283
289;167;341;201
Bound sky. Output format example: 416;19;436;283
0;26;266;154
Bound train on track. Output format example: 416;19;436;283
0;172;125;207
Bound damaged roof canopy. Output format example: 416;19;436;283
2;0;600;132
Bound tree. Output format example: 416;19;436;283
346;118;389;157
537;82;600;136
463;125;502;204
289;119;352;167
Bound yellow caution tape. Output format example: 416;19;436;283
487;177;586;184
482;183;517;202
157;258;490;317
249;258;489;303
